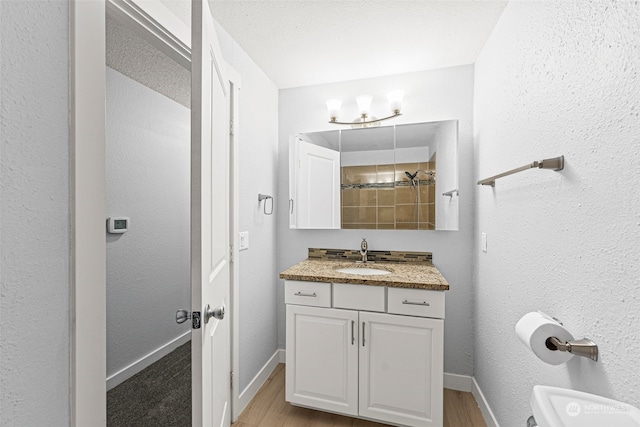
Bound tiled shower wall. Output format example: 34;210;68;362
341;161;435;230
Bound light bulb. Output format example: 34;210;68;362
327;98;342;122
356;95;373;117
387;90;404;114
326;99;342;121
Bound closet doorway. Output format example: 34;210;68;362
86;0;240;425
70;0;240;426
104;9;192;425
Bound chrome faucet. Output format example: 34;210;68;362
358;238;368;263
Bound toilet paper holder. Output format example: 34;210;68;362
545;336;599;362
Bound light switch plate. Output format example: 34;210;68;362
481;232;487;253
239;231;249;251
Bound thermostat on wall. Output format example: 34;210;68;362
107;217;130;234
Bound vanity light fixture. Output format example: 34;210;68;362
326;90;404;128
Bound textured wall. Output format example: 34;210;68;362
0;0;70;424
473;1;640;425
105;67;191;381
214;23;281;392
278;66;476;376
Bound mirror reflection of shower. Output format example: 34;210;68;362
402;169;436;224
297;120;458;230
404;169;435;187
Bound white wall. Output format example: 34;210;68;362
473;1;640;425
0;0;70;424
105;67;190;385
215;23;281;392
394;146;431;165
434;121;459;230
278;66;476;376
341;147;429;167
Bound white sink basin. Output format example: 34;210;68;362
335;267;391;276
531;385;640;427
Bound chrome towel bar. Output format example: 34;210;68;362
477;155;564;187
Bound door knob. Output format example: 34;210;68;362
176;309;191;324
204;304;225;323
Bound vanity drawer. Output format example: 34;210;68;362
333;283;385;312
285;280;332;307
387;287;445;319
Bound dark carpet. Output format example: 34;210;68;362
107;341;191;426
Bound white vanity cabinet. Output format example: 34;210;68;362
285;281;445;427
359;311;444;426
285;304;359;416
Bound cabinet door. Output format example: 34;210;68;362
359;312;444;427
295;139;341;229
288;135;298;228
286;305;359;416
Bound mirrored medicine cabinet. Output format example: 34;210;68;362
288;120;459;231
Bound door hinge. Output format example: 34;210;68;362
230;371;234;389
230;118;234;136
229;245;234;263
192;311;201;329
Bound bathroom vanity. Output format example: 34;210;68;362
280;249;449;427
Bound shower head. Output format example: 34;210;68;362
405;171;418;187
405;171;418;180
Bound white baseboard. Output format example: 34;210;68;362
432;372;500;426
444;372;473;392
472;376;499;427
106;331;191;390
236;349;283;416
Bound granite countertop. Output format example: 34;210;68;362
279;258;449;291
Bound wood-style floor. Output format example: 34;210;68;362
234;364;486;427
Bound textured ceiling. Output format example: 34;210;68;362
206;0;509;88
113;1;509;92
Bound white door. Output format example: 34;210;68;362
295;139;341;229
286;305;359;416
191;0;231;426
359;312;444;427
288;135;298;228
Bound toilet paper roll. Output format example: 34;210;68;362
515;311;574;365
